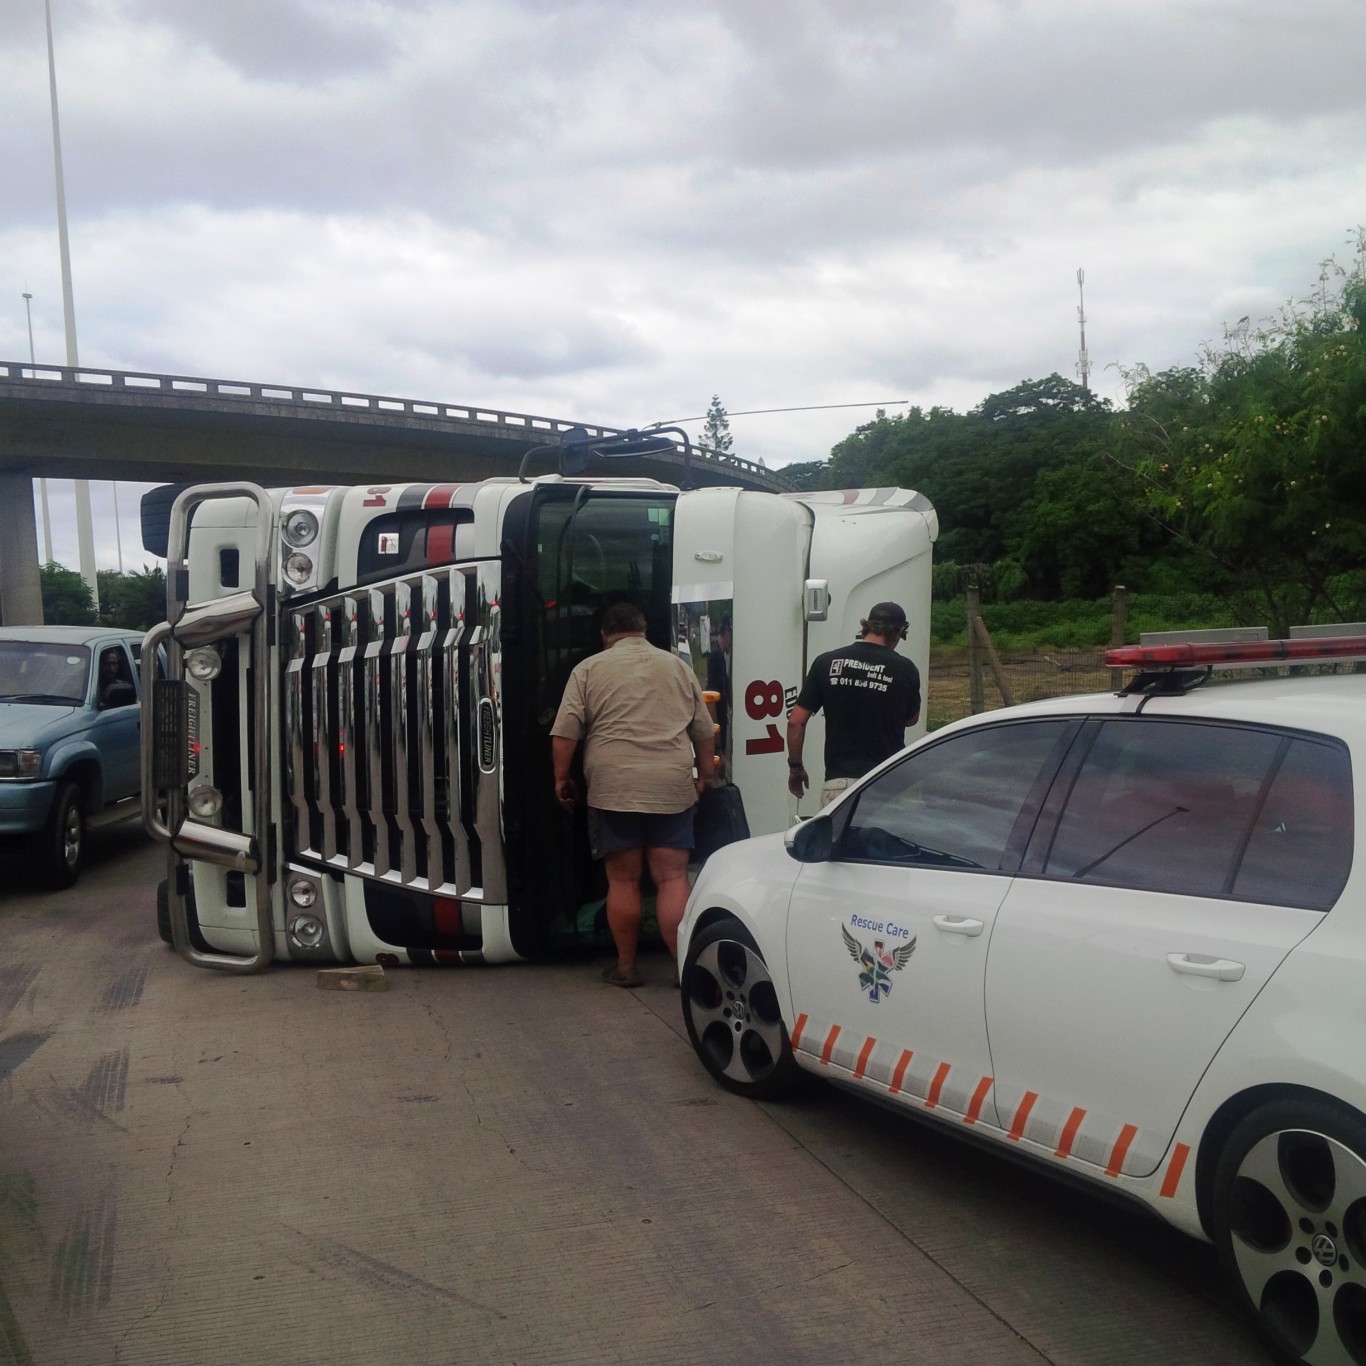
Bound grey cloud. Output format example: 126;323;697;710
122;0;404;80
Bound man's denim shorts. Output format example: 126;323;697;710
587;806;695;859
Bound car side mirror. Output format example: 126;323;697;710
786;814;833;863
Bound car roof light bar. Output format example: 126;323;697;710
1106;636;1366;670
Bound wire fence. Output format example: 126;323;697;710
927;647;1114;729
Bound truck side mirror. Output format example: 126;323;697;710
804;579;830;621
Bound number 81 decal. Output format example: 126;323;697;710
743;679;796;755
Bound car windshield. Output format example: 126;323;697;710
0;642;92;704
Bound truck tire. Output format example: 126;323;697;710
33;782;84;890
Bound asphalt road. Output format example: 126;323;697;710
1;827;1271;1365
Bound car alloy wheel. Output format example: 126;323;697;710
1215;1098;1366;1364
681;916;801;1100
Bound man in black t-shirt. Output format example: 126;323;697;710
786;601;921;808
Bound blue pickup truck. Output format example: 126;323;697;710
0;626;148;888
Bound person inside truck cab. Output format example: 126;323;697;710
98;648;135;707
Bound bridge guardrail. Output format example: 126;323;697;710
0;361;781;486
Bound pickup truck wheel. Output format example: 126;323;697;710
33;782;84;890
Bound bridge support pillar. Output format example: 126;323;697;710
0;476;43;625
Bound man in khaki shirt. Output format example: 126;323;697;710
551;602;715;988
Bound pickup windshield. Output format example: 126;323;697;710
0;643;91;705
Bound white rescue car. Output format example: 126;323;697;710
679;634;1366;1366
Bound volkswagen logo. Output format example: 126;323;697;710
1312;1233;1338;1267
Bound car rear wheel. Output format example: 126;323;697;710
681;915;802;1099
33;782;83;890
1214;1097;1366;1364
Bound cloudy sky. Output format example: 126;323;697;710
3;0;1364;571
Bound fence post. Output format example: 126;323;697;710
1109;584;1128;689
971;614;1016;707
967;583;984;714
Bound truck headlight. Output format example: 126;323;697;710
287;875;318;909
282;509;319;548
283;552;314;586
288;913;325;949
0;749;43;780
185;647;222;682
188;784;223;819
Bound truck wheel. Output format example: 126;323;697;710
1213;1095;1366;1364
33;782;84;890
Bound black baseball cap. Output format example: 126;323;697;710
868;601;908;627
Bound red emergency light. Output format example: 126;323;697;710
1105;636;1366;669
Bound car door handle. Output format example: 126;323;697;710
932;915;984;937
1166;953;1245;982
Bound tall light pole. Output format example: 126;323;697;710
23;291;54;563
22;291;35;366
45;0;99;602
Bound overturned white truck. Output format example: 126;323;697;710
141;437;936;971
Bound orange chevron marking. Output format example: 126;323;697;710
889;1050;914;1095
1055;1106;1087;1159
1008;1091;1039;1142
964;1075;993;1125
1106;1123;1139;1178
1160;1142;1191;1198
854;1036;877;1080
925;1061;952;1109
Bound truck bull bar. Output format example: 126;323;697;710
141;482;276;972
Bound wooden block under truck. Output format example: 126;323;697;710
140;439;936;972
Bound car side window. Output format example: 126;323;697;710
838;721;1070;871
1042;719;1350;908
1233;737;1353;911
98;646;137;707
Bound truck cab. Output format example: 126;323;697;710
142;473;936;970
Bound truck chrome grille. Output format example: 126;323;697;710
283;565;499;899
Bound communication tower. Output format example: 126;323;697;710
1076;267;1090;391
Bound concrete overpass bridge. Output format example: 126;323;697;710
0;361;790;623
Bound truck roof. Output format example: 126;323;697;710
0;626;144;646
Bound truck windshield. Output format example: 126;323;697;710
0;643;92;704
534;493;677;691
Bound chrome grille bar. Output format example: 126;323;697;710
336;596;363;871
389;580;417;885
284;565;494;899
286;611;312;857
443;568;474;895
312;603;338;863
415;574;445;893
363;587;389;878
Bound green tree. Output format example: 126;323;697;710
1111;239;1366;633
778;459;831;491
700;395;734;457
99;565;168;631
40;563;97;625
827;380;1113;575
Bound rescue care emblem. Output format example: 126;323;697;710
842;921;915;1003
